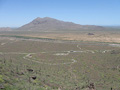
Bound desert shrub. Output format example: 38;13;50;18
0;75;4;83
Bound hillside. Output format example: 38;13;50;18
0;38;120;90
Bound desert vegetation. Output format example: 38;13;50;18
0;37;120;90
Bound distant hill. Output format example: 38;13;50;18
0;27;12;31
18;17;104;31
104;26;120;29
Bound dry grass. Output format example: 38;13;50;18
21;32;120;43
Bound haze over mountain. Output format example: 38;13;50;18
18;17;104;31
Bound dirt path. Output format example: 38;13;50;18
77;45;81;50
77;44;112;54
0;48;111;66
0;44;112;66
23;53;77;65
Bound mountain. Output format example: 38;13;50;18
18;17;104;31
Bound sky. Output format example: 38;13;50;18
0;0;120;27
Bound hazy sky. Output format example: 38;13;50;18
0;0;120;27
